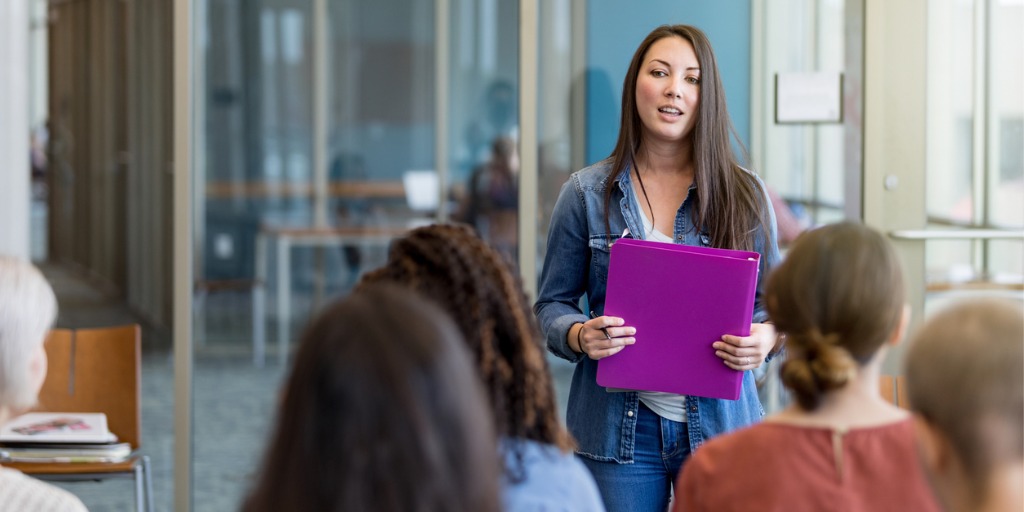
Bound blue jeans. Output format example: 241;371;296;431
578;402;691;512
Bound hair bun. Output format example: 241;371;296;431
781;329;857;410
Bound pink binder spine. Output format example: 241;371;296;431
596;238;760;400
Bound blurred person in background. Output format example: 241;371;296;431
458;135;520;264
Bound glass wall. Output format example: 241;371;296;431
985;0;1024;281
924;0;975;289
195;1;316;507
924;0;1023;308
755;0;856;246
193;0;527;508
536;0;582;279
446;0;521;263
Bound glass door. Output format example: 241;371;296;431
189;1;522;509
920;0;1023;313
753;0;861;247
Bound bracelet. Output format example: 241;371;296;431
576;323;586;356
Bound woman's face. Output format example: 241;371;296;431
635;36;701;148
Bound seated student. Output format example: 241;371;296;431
241;284;501;512
673;222;940;512
358;223;605;512
0;256;88;511
904;299;1023;512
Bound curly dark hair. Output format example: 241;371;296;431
358;223;573;478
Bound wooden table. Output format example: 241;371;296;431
252;225;408;366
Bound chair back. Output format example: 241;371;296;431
879;375;909;409
36;325;142;449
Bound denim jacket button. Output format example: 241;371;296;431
627;410;634;417
690;405;698;413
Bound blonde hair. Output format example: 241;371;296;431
0;256;58;410
904;298;1023;501
765;222;905;410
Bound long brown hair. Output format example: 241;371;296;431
765;222;905;411
358;224;573;475
604;24;768;251
242;285;500;512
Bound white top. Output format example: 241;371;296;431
631;184;688;423
0;466;88;512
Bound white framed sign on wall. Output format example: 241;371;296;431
775;72;844;124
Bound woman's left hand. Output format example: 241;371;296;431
713;323;777;371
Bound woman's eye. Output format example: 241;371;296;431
652;70;668;78
685;76;701;85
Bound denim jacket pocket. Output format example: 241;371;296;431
588;234;621;285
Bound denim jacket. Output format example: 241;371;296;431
534;159;781;463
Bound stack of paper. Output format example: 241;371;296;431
0;442;132;463
0;412;129;463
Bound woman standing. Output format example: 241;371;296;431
534;25;781;511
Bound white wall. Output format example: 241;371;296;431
0;0;30;260
28;0;47;129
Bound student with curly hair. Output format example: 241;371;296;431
241;284;501;512
673;222;940;512
359;223;604;511
905;299;1023;512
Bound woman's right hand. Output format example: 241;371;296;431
575;315;636;360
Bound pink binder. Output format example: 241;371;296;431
595;238;760;400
